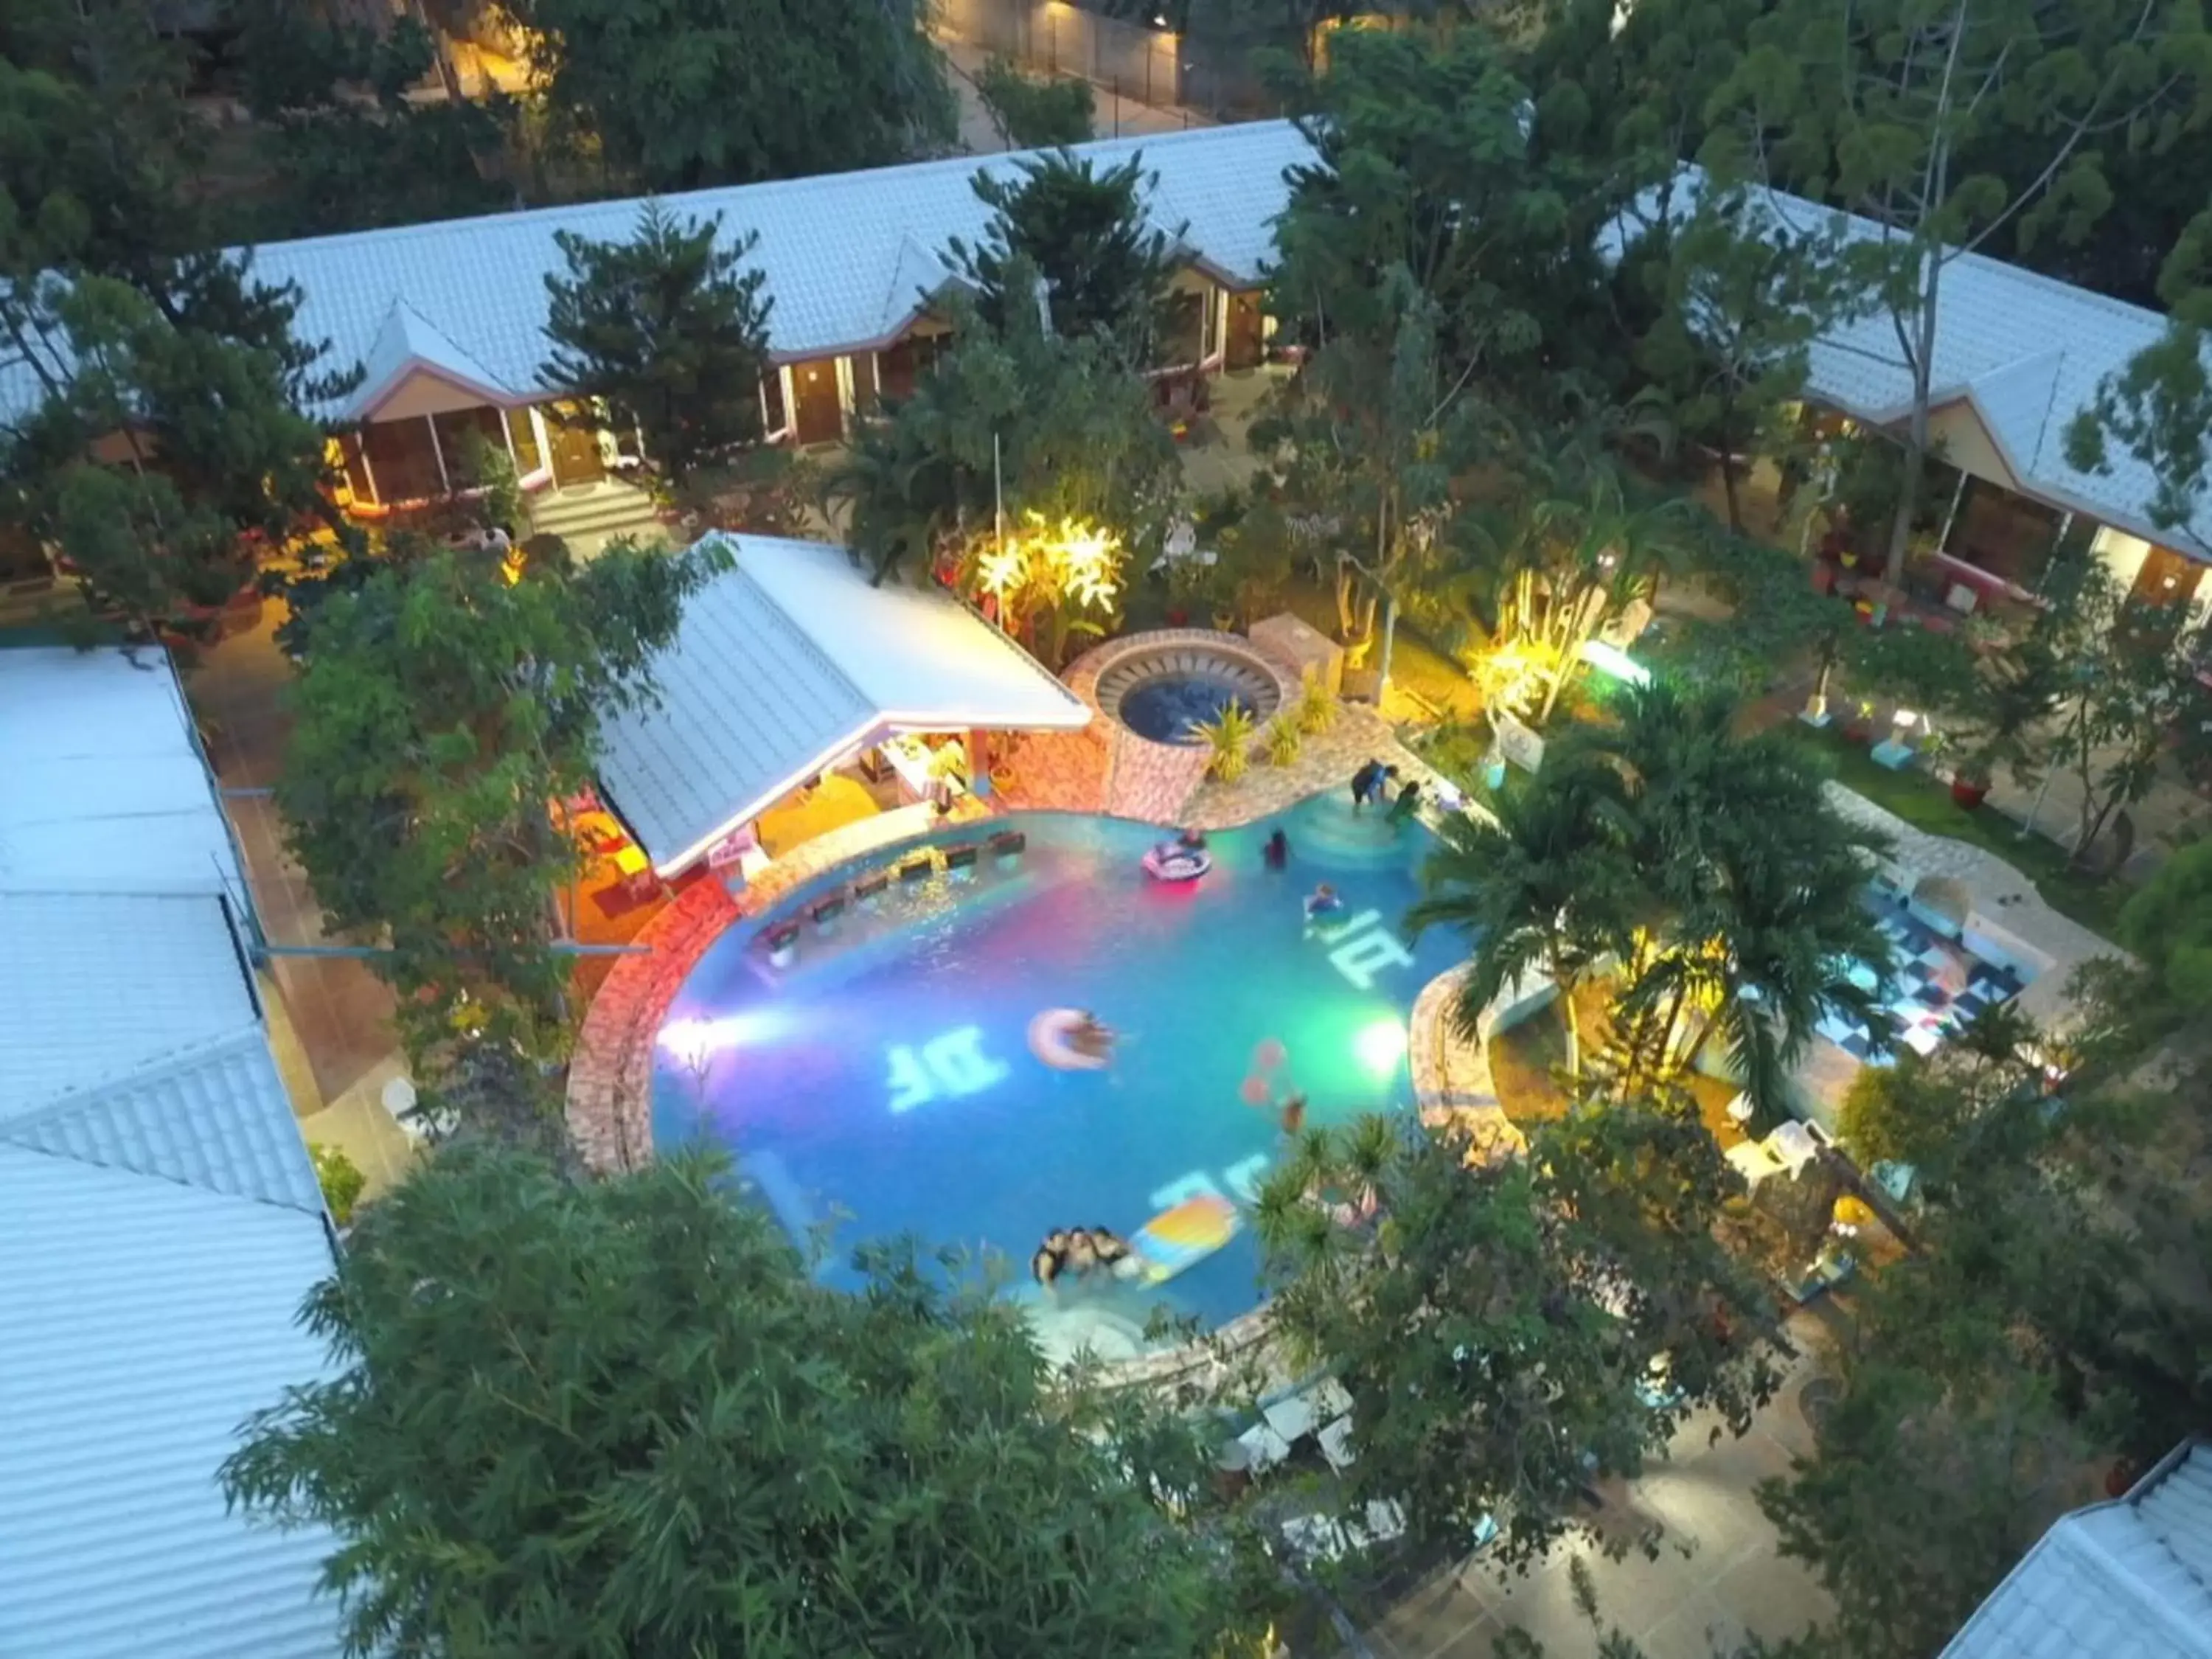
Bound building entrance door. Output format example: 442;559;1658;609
1225;291;1265;370
790;359;845;445
546;403;605;487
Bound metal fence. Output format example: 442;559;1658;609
933;0;1281;124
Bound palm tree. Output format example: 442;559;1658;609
1407;762;1638;1080
1677;830;1897;1132
1570;681;1898;1127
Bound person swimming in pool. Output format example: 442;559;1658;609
1304;882;1343;921
1032;1228;1072;1289
1069;1011;1116;1061
1388;777;1424;827
1263;827;1290;870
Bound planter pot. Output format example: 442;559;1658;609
1211;609;1237;632
1842;724;1872;745
1164;606;1189;627
1950;776;1990;810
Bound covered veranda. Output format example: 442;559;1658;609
588;534;1091;897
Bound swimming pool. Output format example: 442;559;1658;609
653;792;1466;1360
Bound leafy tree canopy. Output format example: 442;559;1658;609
223;1144;1268;1658
824;269;1180;585
226;1;514;240
276;538;717;1144
0;268;338;633
508;0;957;192
948;150;1182;367
975;57;1095;149
541;201;774;490
1257;1108;1780;1569
1268;26;1602;394
2118;835;2212;1010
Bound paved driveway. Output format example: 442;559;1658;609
1360;1336;1837;1658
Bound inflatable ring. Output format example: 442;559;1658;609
1142;846;1213;883
1029;1008;1110;1071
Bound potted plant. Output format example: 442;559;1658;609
1950;748;1993;810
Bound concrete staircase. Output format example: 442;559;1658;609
524;480;663;557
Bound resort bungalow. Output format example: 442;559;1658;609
590;534;1091;881
171;122;1307;552
1612;173;2212;620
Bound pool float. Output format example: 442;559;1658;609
1029;1008;1110;1071
1142;845;1213;882
1128;1192;1242;1283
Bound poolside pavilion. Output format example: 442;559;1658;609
588;534;1091;887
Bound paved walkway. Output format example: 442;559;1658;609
187;607;414;1194
1362;1332;1838;1658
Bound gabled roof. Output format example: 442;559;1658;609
351;296;515;418
1942;1439;2212;1657
90;122;1307;426
0;1145;339;1659
0;646;250;902
1607;170;2212;557
595;535;1091;872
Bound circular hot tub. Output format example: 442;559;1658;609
1095;639;1286;746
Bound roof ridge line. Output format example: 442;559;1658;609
1;1021;272;1130
0;1123;327;1220
223;122;1288;264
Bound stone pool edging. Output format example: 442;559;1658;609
1063;628;1304;824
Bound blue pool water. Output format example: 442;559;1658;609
1116;673;1248;745
653;793;1466;1349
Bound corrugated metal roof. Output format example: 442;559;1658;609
1942;1441;2212;1657
62;122;1307;424
0;889;261;1116
595;535;1090;870
0;646;249;901
1606;171;2212;556
0;1144;341;1659
2;1026;324;1212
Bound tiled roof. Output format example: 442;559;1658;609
98;122;1307;424
595;535;1090;870
1607;172;2212;556
0;1145;339;1659
1942;1440;2212;1657
0;646;249;900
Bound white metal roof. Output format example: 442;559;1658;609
1607;170;2212;556
0;888;258;1115
1942;1440;2212;1658
0;650;340;1658
0;1145;340;1659
595;534;1091;872
53;122;1307;425
0;646;249;902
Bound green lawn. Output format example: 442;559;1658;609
1788;725;2132;941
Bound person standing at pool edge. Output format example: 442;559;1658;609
1349;759;1382;810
